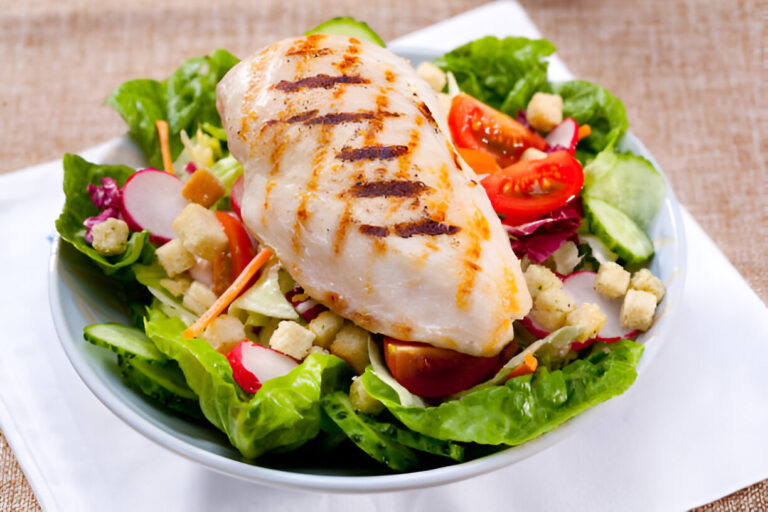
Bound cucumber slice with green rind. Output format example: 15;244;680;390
84;323;166;363
583;196;654;264
118;356;203;419
304;17;385;47
321;391;418;471
361;416;465;462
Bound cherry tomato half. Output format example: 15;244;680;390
383;337;500;398
215;211;256;279
448;93;548;167
480;150;584;226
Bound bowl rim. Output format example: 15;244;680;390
47;49;687;493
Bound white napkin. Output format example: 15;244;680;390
2;2;767;510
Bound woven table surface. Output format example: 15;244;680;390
1;0;765;510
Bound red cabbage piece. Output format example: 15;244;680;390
504;199;582;263
87;177;121;210
286;287;326;322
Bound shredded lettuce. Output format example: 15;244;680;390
362;339;643;445
107;49;239;169
228;260;299;326
435;36;556;117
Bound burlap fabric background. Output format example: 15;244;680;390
1;0;765;509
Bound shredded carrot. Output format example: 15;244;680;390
155;120;174;174
457;147;501;175
507;353;538;379
577;124;592;141
183;248;272;339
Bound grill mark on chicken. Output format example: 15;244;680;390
333;206;353;254
359;224;389;237
350;179;430;198
333;41;361;74
416;101;439;132
395;128;420;178
274;74;369;92
306;110;400;126
336;144;409;162
285;46;332;58
393;219;460;238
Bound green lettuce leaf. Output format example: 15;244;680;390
107;49;239;168
144;309;350;458
362;340;643;445
544;80;628;153
435;36;556;116
55;154;150;277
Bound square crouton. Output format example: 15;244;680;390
620;289;657;331
159;275;191;297
520;147;548;162
529;288;576;332
308;311;345;348
182;281;217;316
349;376;384;415
594;262;631;299
566;303;607;342
330;323;371;375
630;268;665;303
524;264;563;299
181;168;226;208
308;345;330;356
91;218;129;256
269;321;316;360
156;238;196;277
416;61;447;92
202;314;246;353
172;203;228;260
526;92;563;133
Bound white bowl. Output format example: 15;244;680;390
48;49;686;493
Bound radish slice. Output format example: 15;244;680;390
561;271;639;345
231;176;244;220
520;316;551;339
226;341;298;393
545;118;579;154
121;169;188;244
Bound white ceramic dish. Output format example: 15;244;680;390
48;48;686;493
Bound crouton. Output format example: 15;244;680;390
308;311;345;349
520;147;548;162
416;61;447;92
182;281;217;316
349;376;384;415
620;289;657;331
91;218;129;256
630;268;666;303
566;303;607;342
202;314;246;353
526;92;563;133
269;321;316;360
308;345;330;356
330;323;371;375
156;238;196;277
182;168;226;208
529;287;576;332
594;262;631;299
159;275;191;297
172;203;228;260
524;264;563;299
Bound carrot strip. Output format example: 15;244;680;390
577;124;592;141
155;120;174;174
183;248;272;339
457;147;501;175
507;353;538;379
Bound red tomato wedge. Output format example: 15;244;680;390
449;93;547;167
383;337;500;398
480;150;584;226
215;211;256;279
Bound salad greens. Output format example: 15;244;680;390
56;21;659;472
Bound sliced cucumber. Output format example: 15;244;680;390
84;323;166;363
305;17;385;47
118;356;203;419
361;416;464;462
583;147;666;230
583;196;655;264
321;391;418;471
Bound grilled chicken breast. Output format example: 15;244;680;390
217;34;531;357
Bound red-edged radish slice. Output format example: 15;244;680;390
545;118;579;154
231;176;244;220
226;341;298;393
520;316;551;339
561;271;639;346
121;169;188;244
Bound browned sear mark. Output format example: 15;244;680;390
336;144;409;162
306;110;399;126
359;224;389;237
274;74;369;92
417;101;439;130
285;47;332;58
350;180;430;198
394;219;460;238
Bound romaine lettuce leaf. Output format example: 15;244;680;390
544;80;628;153
144;309;350;458
107;49;239;168
435;36;556;117
362;340;643;445
55;154;151;277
